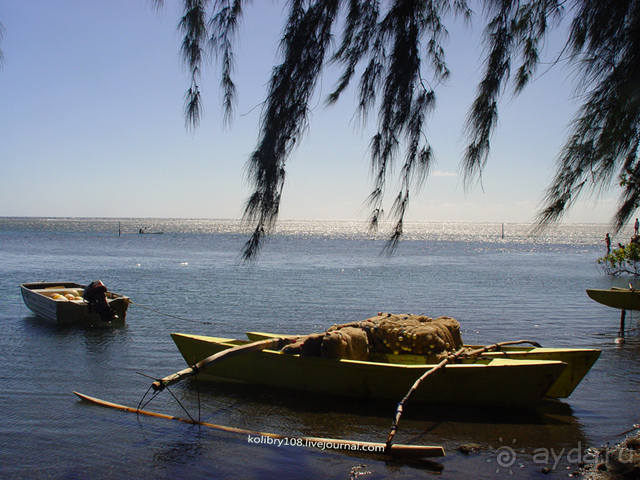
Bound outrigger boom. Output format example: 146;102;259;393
151;337;299;391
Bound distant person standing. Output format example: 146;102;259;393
635;218;639;236
606;233;611;254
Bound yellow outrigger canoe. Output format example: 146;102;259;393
247;332;600;399
170;332;575;408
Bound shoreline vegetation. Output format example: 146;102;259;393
598;236;640;276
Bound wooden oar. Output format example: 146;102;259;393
152;337;299;392
73;391;444;458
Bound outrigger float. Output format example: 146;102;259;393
72;391;444;458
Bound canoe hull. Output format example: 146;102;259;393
20;282;129;326
170;333;566;408
586;288;640;311
246;332;600;399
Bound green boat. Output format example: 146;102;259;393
170;332;569;408
246;332;600;399
586;287;640;311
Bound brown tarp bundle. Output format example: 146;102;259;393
282;313;463;361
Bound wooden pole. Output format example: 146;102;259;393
151;337;299;391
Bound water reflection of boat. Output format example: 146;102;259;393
168;332;569;408
172;375;589;469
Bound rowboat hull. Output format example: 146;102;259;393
20;282;129;326
245;332;599;399
586;288;640;311
170;333;566;408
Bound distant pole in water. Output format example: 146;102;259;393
501;223;504;239
118;222;121;237
618;309;626;342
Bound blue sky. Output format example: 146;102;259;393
0;1;622;223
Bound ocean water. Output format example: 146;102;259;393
0;217;639;479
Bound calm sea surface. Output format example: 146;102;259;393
1;218;639;479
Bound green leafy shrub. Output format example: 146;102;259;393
598;240;640;276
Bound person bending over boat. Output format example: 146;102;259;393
83;280;118;323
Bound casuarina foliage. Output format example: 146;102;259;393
154;0;640;259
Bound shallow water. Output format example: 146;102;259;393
1;218;639;479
